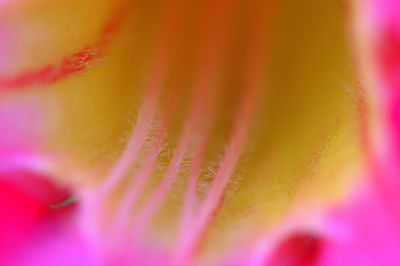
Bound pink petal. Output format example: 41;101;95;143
0;155;75;262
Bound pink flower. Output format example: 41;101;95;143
0;0;399;265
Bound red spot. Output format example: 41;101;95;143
377;26;400;87
377;26;400;163
266;233;321;266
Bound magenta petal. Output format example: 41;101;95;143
6;227;95;266
317;183;400;266
0;156;76;262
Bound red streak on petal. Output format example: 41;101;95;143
0;1;129;90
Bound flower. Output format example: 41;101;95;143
0;0;399;265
